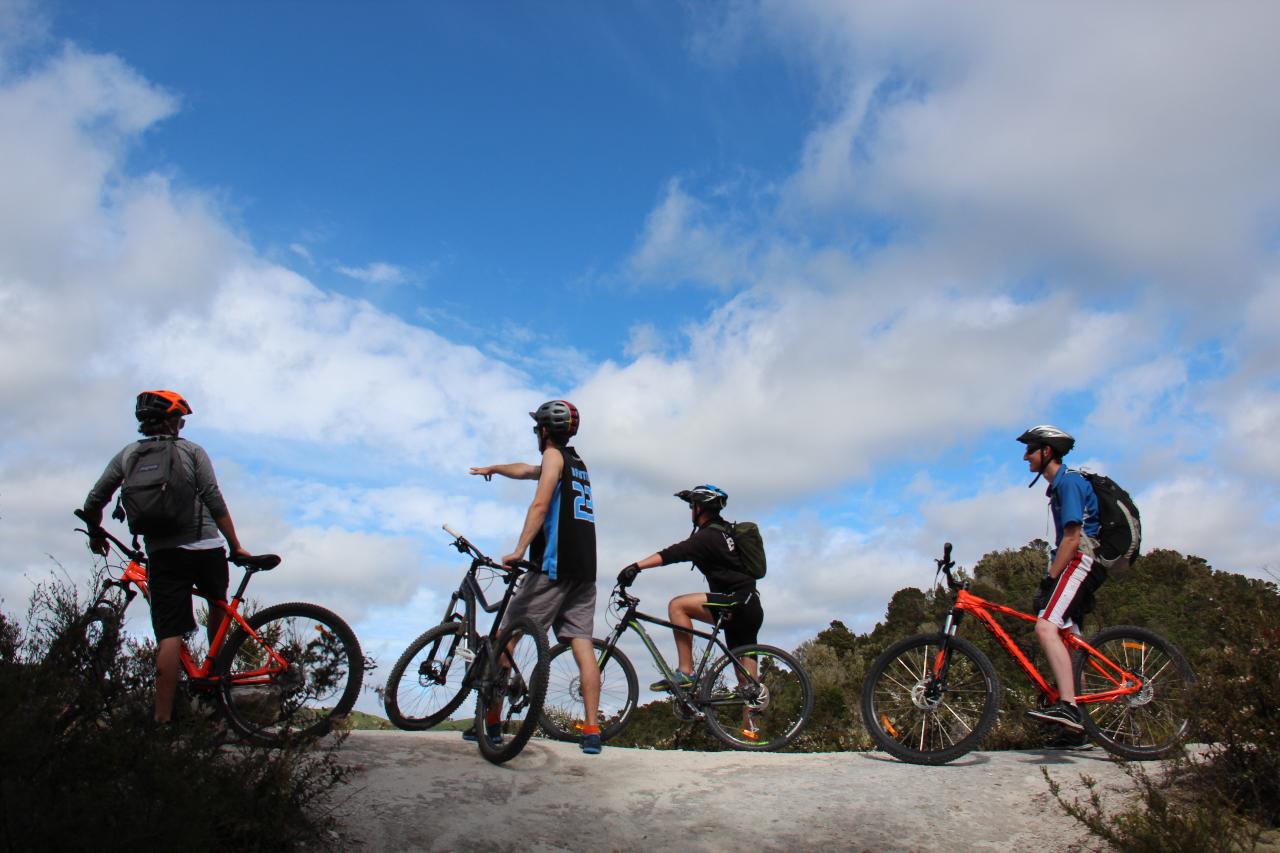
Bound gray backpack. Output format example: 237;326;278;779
117;438;197;536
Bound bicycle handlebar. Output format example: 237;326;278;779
73;508;143;561
441;523;535;575
74;509;280;570
935;541;964;591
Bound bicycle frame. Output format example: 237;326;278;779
432;529;533;684
81;530;291;687
941;583;1144;707
601;588;757;714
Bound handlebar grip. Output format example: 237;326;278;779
943;542;953;562
442;523;462;539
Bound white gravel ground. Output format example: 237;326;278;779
332;730;1138;852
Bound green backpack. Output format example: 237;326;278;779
710;520;767;580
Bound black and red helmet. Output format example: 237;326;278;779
530;400;580;436
135;390;193;422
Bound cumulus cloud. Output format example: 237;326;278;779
3;2;1277;678
626;179;755;288
754;2;1280;296
0;36;542;624
579;284;1128;501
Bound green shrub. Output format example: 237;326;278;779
0;574;350;852
1047;627;1280;851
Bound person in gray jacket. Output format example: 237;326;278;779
82;390;250;723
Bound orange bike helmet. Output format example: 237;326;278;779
135;390;193;421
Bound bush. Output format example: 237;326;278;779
0;574;350;852
1048;627;1280;851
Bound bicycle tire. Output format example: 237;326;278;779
700;644;813;751
1074;624;1195;760
217;601;364;746
49;602;124;728
68;603;123;678
540;639;638;743
861;632;1000;765
474;615;549;764
384;621;472;731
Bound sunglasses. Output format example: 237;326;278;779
1023;444;1046;457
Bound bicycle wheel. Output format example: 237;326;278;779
1074;625;1195;760
384;621;473;730
861;633;1000;765
700;644;813;751
48;602;124;728
473;615;549;764
540;639;638;742
49;601;122;681
217;601;364;746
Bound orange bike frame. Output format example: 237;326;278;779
945;588;1144;706
117;558;290;684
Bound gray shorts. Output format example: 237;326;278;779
502;571;596;642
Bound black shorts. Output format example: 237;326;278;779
721;590;764;650
147;547;229;641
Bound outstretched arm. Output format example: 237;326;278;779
626;553;665;573
470;463;541;481
501;449;563;566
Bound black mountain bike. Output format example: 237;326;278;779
539;577;813;751
383;525;549;764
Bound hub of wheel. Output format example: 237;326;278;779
910;678;943;711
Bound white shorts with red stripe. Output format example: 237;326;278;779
1038;550;1096;630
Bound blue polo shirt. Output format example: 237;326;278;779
1047;467;1101;552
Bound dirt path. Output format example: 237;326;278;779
332;731;1133;851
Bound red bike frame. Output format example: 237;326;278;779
108;555;290;688
945;587;1144;705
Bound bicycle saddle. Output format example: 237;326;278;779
232;554;281;570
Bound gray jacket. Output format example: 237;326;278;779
83;437;229;553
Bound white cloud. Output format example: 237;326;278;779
751;2;1280;297
336;261;407;285
2;4;1277;676
579;283;1128;502
1138;474;1276;577
626;179;754;288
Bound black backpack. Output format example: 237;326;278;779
1079;470;1142;568
710;520;767;580
116;437;198;537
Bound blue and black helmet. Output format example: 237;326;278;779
674;484;728;512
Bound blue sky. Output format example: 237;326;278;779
3;1;1279;704
47;1;814;361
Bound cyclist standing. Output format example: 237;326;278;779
469;400;603;754
81;391;251;724
618;485;764;698
1017;425;1101;738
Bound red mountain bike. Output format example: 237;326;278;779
861;543;1194;765
71;509;364;745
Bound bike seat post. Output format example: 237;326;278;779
230;566;255;602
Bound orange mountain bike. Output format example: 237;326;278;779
71;510;364;745
861;543;1194;765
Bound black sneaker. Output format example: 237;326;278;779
1026;701;1085;731
1045;729;1092;750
